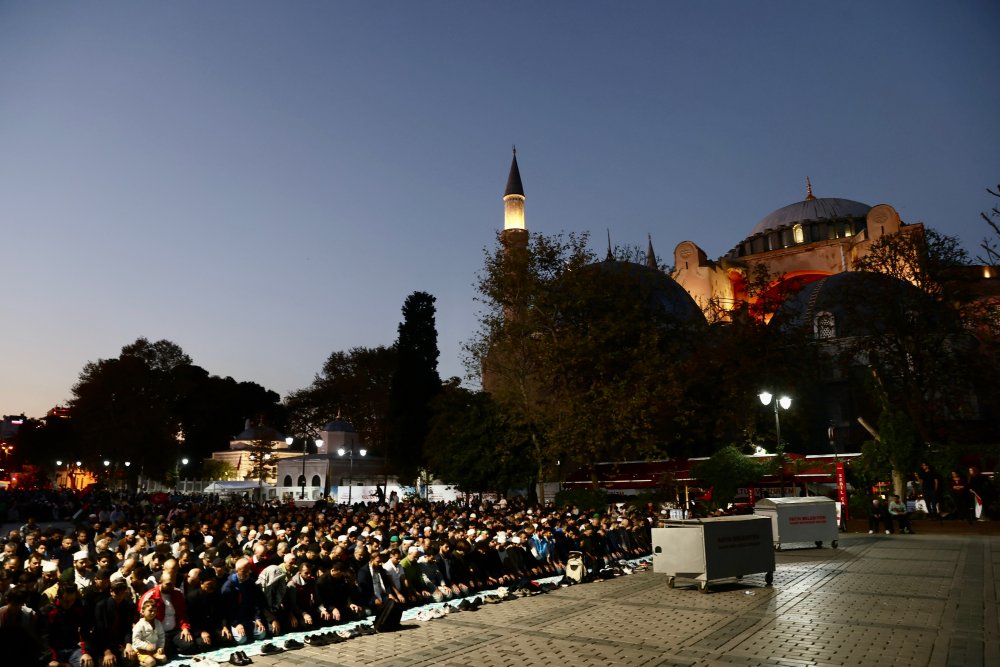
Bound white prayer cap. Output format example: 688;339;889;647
73;550;89;561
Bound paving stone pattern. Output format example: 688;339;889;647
243;533;997;667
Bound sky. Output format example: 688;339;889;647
2;1;998;419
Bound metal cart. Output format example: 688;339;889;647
652;515;775;593
754;496;839;550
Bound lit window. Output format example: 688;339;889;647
793;224;804;244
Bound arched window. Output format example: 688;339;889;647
297;475;306;487
282;475;292;487
311;475;321;487
814;311;836;339
793;224;804;244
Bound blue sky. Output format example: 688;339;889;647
2;1;998;418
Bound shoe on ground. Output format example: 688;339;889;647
868;530;874;534
304;635;326;646
284;639;304;650
885;530;891;535
260;643;283;655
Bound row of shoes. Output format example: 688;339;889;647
302;623;377;647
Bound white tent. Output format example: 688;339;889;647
203;481;267;495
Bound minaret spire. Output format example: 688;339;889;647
503;147;526;233
805;177;816;201
605;229;614;261
646;234;658;270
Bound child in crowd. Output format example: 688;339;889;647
131;600;166;667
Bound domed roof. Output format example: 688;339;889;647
323;418;356;433
573;260;706;325
774;271;956;338
233;424;285;442
749;197;871;238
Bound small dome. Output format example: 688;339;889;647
233;424;285;442
774;271;956;338
323;419;356;433
749;197;871;238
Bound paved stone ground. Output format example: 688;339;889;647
233;532;998;667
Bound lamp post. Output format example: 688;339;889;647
759;391;791;497
337;446;367;505
174;457;189;491
56;460;68;489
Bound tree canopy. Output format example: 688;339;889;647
387;291;442;483
57;337;284;480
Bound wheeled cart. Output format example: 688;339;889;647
754;496;839;550
651;516;775;593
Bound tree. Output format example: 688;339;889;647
858;405;919;500
978;183;1000;266
66;337;285;481
468;231;594;501
70;342;185;479
692;445;770;509
854;226;970;300
202;459;237;481
469;231;710;500
424;381;532;496
285;346;396;455
387;292;442;483
245;430;278;495
840;228;984;466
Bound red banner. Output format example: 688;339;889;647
835;462;848;520
748;486;756;506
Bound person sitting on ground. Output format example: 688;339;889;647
136;571;194;655
887;495;912;534
184;568;231;653
131;600;166;667
91;579;139;667
868;498;889;534
46;583;94;667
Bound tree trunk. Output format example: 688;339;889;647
891;467;906;500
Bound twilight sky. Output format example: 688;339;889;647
2;1;998;419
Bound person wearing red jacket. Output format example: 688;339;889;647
137;572;194;656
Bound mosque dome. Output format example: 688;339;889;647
774;271;957;338
749;197;872;238
727;182;872;259
323;418;356;433
570;260;706;326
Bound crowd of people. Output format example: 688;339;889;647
867;463;994;534
0;489;656;667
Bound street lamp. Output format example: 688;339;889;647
758;391;792;448
337;446;367;505
174;457;189;490
759;391;792;497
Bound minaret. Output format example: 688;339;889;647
646;234;658;270
502;146;527;252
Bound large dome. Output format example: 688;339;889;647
749;197;871;238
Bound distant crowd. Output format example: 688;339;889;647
0;488;655;667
